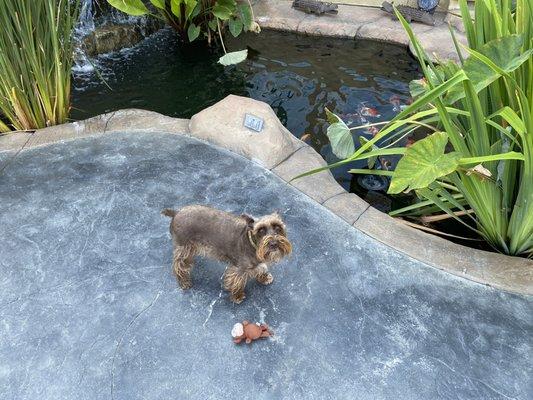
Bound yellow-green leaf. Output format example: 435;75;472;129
107;0;149;16
388;132;460;194
150;0;165;9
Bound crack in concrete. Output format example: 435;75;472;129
352;203;371;226
354;20;375;39
0;131;34;176
103;111;118;133
269;145;306;171
320;191;345;205
110;286;163;400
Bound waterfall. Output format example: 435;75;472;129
72;0;152;74
72;0;96;73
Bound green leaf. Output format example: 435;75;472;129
185;0;198;19
388;132;461;194
446;35;533;103
107;0;149;16
218;49;248;66
187;23;201;42
208;19;218;31
459;151;525;164
327;120;354;159
359;137;378;168
238;3;252;30
170;0;181;17
348;169;394;177
212;1;235;20
489;106;526;135
324;107;341;124
409;77;428;99
228;18;243;37
149;0;165;9
216;0;237;7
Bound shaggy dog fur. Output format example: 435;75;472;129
162;205;292;303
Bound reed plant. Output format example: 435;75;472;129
299;0;533;257
0;0;79;132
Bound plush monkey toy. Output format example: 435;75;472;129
231;320;273;344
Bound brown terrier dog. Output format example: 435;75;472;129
162;205;292;304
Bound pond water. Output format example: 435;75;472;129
72;28;420;199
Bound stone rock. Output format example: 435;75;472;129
82;20;162;56
189;95;305;169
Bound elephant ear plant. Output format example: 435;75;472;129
0;0;79;132
107;0;260;65
297;0;533;257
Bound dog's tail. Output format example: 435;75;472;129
161;208;177;218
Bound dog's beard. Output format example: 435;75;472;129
256;234;292;263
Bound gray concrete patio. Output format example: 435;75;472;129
0;131;531;399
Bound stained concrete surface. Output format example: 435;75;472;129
0;131;531;400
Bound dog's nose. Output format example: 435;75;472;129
268;241;278;249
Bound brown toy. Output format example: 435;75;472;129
231;321;273;344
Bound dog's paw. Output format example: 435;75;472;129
257;272;274;285
178;279;193;290
231;292;246;304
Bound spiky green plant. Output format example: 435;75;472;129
0;0;79;132
298;0;533;257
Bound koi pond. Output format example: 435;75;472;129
72;28;420;204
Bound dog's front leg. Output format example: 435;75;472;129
254;263;274;285
223;265;248;304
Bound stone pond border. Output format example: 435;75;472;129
0;95;531;295
252;0;467;63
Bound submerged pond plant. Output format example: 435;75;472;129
106;0;259;64
299;0;533;257
0;0;79;132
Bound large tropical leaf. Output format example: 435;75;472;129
107;0;148;16
446;35;533;103
325;109;354;159
388;132;461;194
218;49;248;66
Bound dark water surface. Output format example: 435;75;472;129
72;29;420;190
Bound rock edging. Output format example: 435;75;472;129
252;0;467;63
0;97;531;295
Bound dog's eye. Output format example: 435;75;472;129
258;227;266;235
272;224;282;233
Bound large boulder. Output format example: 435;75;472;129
82;19;162;56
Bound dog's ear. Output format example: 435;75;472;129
240;214;255;229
